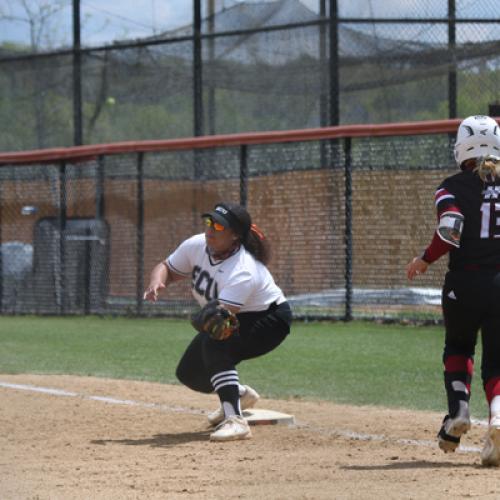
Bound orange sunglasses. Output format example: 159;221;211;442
203;217;225;231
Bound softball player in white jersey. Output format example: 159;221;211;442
144;202;292;441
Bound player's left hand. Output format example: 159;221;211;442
191;300;239;340
406;257;429;280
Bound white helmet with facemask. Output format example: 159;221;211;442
454;115;500;168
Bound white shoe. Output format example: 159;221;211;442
207;385;260;427
437;402;471;453
481;417;500;467
209;415;252;442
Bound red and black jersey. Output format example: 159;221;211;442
423;170;500;270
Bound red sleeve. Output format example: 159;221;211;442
422;231;453;264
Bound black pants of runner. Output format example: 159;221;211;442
176;301;292;393
442;270;500;383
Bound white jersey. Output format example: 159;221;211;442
166;233;285;312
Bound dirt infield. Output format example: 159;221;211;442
1;374;499;500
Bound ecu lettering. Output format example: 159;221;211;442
192;267;219;301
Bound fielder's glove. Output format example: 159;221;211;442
190;299;239;340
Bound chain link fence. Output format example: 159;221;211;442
0;122;461;321
0;0;499;151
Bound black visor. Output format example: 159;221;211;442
202;203;251;236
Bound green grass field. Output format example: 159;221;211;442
0;315;488;418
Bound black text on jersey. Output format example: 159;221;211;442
192;266;219;301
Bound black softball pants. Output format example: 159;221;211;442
176;301;292;393
442;270;500;383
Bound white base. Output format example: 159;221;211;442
242;408;295;426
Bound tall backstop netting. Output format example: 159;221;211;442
0;0;499;151
0;119;471;321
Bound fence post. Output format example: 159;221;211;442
58;162;67;314
207;0;216;135
328;0;340;172
72;0;83;145
329;0;339;127
193;0;204;138
319;0;328;168
239;145;248;208
344;137;353;321
136;153;145;315
448;0;457;119
83;226;91;315
96;155;105;220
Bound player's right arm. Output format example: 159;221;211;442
407;182;463;280
144;234;203;302
143;261;185;302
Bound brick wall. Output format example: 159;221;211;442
1;166;455;300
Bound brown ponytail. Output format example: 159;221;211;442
242;224;271;265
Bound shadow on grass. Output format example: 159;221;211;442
91;430;211;448
342;460;478;470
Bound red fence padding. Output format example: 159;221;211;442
0;118;495;166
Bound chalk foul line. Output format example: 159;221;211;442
0;380;486;454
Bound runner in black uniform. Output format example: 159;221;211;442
407;115;500;466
